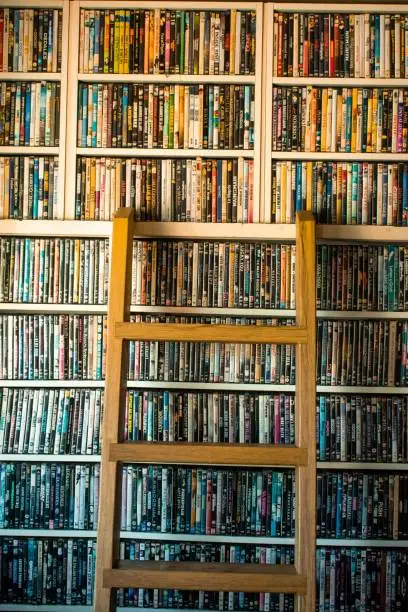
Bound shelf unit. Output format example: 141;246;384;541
266;2;408;603
64;0;264;222
1;0;408;609
0;0;70;220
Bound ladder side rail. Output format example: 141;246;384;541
295;211;317;612
95;208;135;612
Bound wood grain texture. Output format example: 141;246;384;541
109;442;308;466
94;208;135;612
103;561;307;594
115;322;307;344
295;211;316;612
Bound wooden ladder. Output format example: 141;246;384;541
94;209;316;612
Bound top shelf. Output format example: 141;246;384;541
1;220;408;242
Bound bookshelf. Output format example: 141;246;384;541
0;0;408;609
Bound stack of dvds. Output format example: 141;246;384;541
317;547;408;609
120;464;295;537
77;83;255;150
0;538;95;605
0;462;100;530
317;394;408;463
317;471;408;538
131;240;295;309
75;157;255;222
272;87;408;153
273;13;408;79
316;319;408;386
128;315;296;384
0;314;107;380
79;9;256;75
0;8;63;72
271;160;408;225
317;244;408;311
0;388;103;455
0;238;110;304
0;82;61;147
124;390;295;444
0;157;59;220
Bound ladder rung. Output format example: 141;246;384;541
109;442;308;466
103;561;307;594
115;323;308;344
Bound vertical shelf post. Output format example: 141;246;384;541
295;211;316;611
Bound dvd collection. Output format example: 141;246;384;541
317;471;408;539
0;156;59;220
316;319;408;387
273;12;408;79
75;156;255;222
271;161;408;225
0;81;61;147
317;395;408;464
0;537;95;605
316;547;408;610
79;9;256;76
0;462;100;530
316;244;408;311
127;315;296;385
0;8;63;73
77;83;255;150
2;3;408;610
120;464;295;537
0;314;107;380
272;87;408;153
0;388;103;456
117;542;294;610
130;240;295;309
124;390;295;445
0;238;110;305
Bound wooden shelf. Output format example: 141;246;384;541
109;442;307;467
0;529;96;537
317;385;407;394
1;220;408;242
0;380;104;388
0;303;407;320
273;151;408;161
273;3;408;13
78;73;255;84
126;381;296;391
77;147;254;158
103;561;307;594
0;72;61;81
0;146;59;155
0;454;101;463
317;539;408;548
318;462;408;471
114;322;307;344
273;77;408;87
119;532;295;545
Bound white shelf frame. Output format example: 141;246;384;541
0;380;406;394
1;303;408;320
0;454;101;463
2;219;408;242
318;462;408;471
